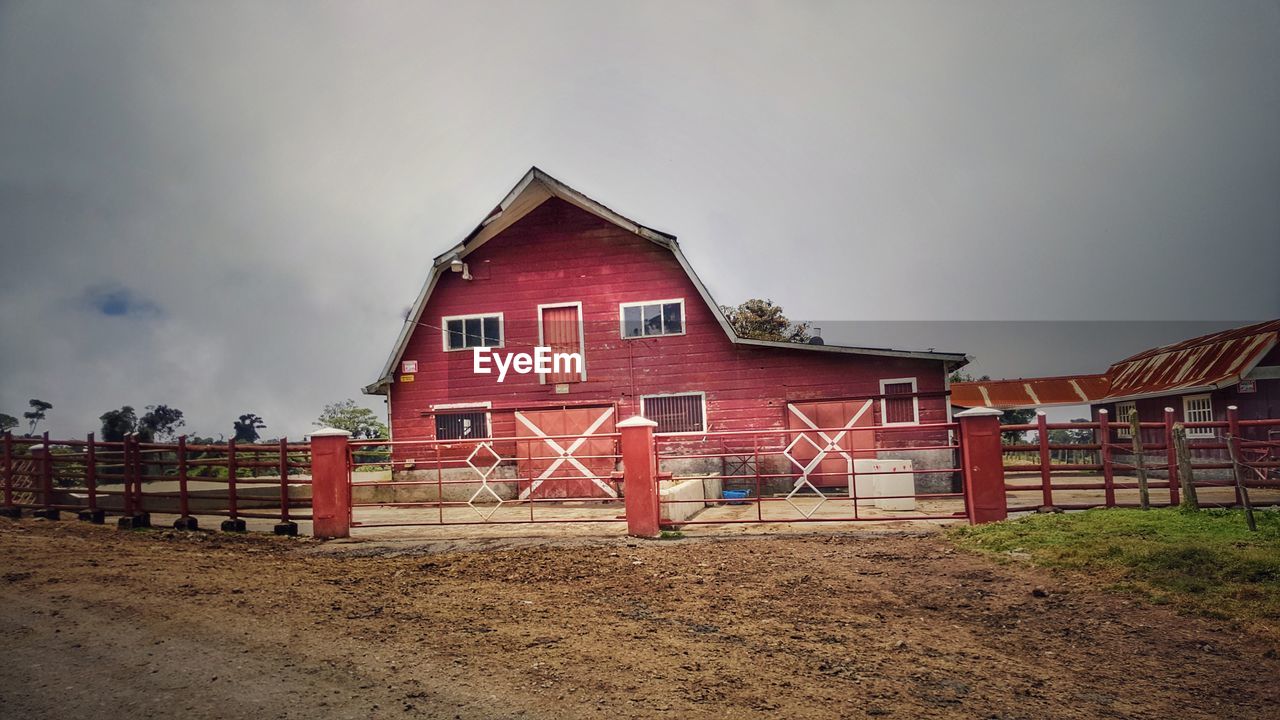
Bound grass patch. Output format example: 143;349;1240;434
658;530;685;540
949;508;1280;624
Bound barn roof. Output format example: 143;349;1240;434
950;319;1280;409
365;167;969;394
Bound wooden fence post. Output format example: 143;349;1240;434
1163;407;1180;507
78;432;105;524
618;416;661;538
30;440;58;520
1226;406;1257;532
1;432;18;518
1130;411;1150;510
310;428;352;539
275;437;298;536
957;408;1007;524
1036;411;1054;510
1173;423;1198;511
1098;409;1116;507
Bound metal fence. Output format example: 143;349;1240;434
1000;409;1280;513
651;420;966;525
1;431;311;533
346;433;627;528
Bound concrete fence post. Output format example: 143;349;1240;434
956;407;1007;524
309;428;352;539
618;416;661;538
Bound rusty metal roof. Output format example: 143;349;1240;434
1104;319;1280;401
951;320;1280;409
950;374;1110;410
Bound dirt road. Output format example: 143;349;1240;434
1;518;1276;719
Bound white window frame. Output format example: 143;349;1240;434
441;312;505;352
432;406;493;440
879;377;920;426
619;298;686;339
1182;393;1214;439
1114;401;1137;438
536;301;587;383
640;391;708;435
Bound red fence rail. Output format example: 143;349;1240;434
1000;408;1280;513
0;431;311;534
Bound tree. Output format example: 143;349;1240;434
315;399;388;439
948;372;1033;443
140;404;185;442
99;406;140;442
233;413;266;443
1048;419;1093;445
719;299;811;343
0;413;17;433
23;398;52;435
99;404;186;442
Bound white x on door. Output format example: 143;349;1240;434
514;406;618;499
785;400;875;489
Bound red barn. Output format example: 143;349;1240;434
364;168;968;498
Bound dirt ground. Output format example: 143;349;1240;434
1;518;1277;719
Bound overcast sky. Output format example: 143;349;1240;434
2;1;1278;438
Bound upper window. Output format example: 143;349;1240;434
442;313;502;351
641;392;706;434
880;378;919;426
1182;394;1214;438
621;299;684;338
1114;401;1137;438
435;410;489;440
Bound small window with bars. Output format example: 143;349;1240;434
1182;394;1214;438
621;300;684;338
443;314;502;351
435;411;489;440
1114;402;1137;438
880;378;919;425
641;393;706;434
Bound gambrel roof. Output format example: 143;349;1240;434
365;167;969;394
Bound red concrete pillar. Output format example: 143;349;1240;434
957;407;1007;524
618;416;660;538
309;428;352;539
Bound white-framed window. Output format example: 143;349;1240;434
1182;394;1214;438
1114;401;1137;438
641;392;706;434
620;299;685;338
442;313;503;351
434;409;491;440
880;378;919;426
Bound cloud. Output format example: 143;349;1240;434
82;283;162;319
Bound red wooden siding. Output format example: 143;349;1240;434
390;198;951;448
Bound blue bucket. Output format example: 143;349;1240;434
722;489;749;505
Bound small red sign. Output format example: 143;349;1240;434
401;360;418;374
1238;379;1256;393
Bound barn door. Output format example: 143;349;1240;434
785;400;875;489
539;303;585;384
514;406;617;499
